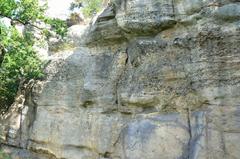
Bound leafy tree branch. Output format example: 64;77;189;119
0;0;67;115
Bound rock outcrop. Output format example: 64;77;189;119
1;0;240;159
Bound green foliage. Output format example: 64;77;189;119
82;0;103;17
70;0;104;17
44;18;68;38
0;23;44;114
0;0;45;24
0;0;67;115
70;0;83;11
0;0;67;38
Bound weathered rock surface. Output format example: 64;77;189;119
1;0;240;159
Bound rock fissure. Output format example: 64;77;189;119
187;108;192;159
114;49;129;111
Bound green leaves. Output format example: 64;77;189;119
0;26;44;114
0;0;67;115
70;0;103;17
45;18;68;38
0;0;18;18
82;0;103;17
0;0;42;24
0;0;67;37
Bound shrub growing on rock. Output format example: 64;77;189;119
70;0;105;17
0;0;67;115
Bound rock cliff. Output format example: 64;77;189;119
1;0;240;159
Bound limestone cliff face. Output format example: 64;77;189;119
1;0;240;159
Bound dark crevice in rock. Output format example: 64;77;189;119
19;108;23;148
99;151;112;158
65;144;113;159
30;148;59;159
1;143;58;159
172;0;175;18
220;131;227;158
115;98;118;105
123;0;127;11
27;139;48;146
103;151;111;158
64;144;95;152
187;108;192;159
1;143;23;150
23;80;39;149
101;108;118;114
81;100;94;108
113;132;121;147
114;49;129;111
205;113;209;158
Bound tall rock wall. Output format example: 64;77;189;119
1;0;240;159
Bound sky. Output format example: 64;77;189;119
1;0;78;27
45;0;74;19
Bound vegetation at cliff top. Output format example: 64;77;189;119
0;0;67;115
70;0;105;17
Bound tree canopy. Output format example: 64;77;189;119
70;0;104;17
0;0;67;115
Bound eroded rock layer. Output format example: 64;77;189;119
1;0;240;159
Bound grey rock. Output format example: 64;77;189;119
116;0;176;35
83;6;126;46
118;114;189;159
1;1;240;159
214;3;240;21
190;106;240;159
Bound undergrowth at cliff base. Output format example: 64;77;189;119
0;149;11;159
